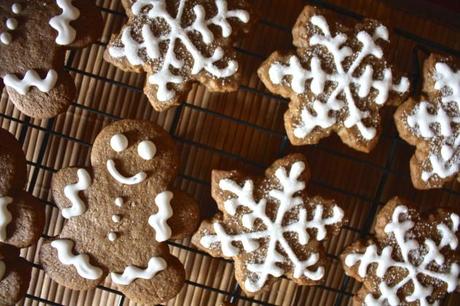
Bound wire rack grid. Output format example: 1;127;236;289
1;0;460;305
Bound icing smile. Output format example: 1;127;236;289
106;159;146;185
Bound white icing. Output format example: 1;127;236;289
106;159;147;185
0;4;21;45
51;239;103;280
0;260;5;281
3;70;58;95
11;3;22;14
112;215;121;223
0;196;13;242
406;62;460;182
6;18;18;30
109;0;249;102
0;33;12;45
137;140;156;160
110;133;128;152
200;161;344;292
49;0;80;45
267;15;408;141
107;232;117;242
114;197;124;207
62;169;91;219
148;191;173;242
110;256;167;285
345;205;460;305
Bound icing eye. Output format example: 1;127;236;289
137;140;156;160
110;134;128;152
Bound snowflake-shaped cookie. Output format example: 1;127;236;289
341;197;460;305
0;128;45;305
0;0;101;118
395;54;460;189
104;0;252;111
258;6;409;152
192;154;345;295
39;120;199;304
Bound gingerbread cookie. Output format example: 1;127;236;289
0;128;45;305
0;0;102;119
395;54;460;189
341;197;460;305
192;154;345;295
104;0;252;112
39;120;200;304
258;6;409;153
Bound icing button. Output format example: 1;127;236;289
107;232;117;242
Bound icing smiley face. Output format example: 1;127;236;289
106;133;158;185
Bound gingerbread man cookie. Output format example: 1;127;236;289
341;197;460;305
0;128;45;305
39;120;200;304
192;154;345;295
395;54;460;189
104;0;252;112
0;0;102;119
258;6;409;152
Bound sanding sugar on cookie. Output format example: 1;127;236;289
104;0;253;112
341;197;460;305
395;54;460;189
0;128;45;305
192;154;346;295
0;0;102;119
39;120;200;305
258;5;409;153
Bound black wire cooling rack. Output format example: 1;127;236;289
1;0;460;305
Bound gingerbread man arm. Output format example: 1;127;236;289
51;167;92;219
168;190;200;240
2;191;45;249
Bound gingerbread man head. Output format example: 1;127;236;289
0;0;101;118
0;128;45;305
40;120;200;304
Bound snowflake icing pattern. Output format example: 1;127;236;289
403;60;460;185
344;203;460;306
107;0;249;106
196;157;344;293
260;8;409;151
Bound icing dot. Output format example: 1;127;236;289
11;3;22;14
6;18;18;30
108;232;117;241
112;215;121;223
0;33;12;45
114;197;124;207
110;133;128;152
137;140;156;160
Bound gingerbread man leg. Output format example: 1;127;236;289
0;244;31;306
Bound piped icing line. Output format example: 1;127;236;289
110;257;167;285
0;260;5;281
62;169;91;219
109;0;249;102
344;206;460;305
0;196;13;242
3;70;58;95
200;161;344;292
49;0;80;45
51;239;103;280
106;159;147;185
148;191;173;242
